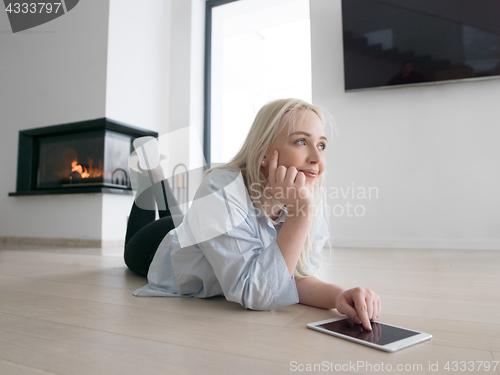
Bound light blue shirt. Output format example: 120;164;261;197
133;166;329;310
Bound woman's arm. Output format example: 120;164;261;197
276;214;312;276
295;275;343;309
267;150;315;276
192;169;299;311
295;276;381;331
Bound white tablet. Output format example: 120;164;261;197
307;317;432;352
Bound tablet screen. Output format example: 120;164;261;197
318;319;420;346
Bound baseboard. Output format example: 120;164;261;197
101;239;126;248
332;238;500;250
0;236;124;249
3;236;497;251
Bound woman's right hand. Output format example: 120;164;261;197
335;287;382;331
265;150;314;215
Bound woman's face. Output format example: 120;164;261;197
262;109;327;191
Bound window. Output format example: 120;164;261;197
205;0;312;166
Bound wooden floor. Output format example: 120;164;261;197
0;244;499;375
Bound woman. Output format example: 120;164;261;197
125;98;381;331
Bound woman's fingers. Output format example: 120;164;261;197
265;149;312;207
276;165;287;184
268;150;278;186
337;288;381;331
284;166;298;184
374;297;381;320
336;299;359;325
366;297;374;321
295;170;306;185
353;293;372;331
337;289;371;331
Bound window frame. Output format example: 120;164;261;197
204;0;240;168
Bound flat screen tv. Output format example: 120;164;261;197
341;0;500;91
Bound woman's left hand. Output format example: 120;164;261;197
335;287;381;331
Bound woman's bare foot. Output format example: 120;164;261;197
131;136;167;184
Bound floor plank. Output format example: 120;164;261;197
0;358;56;375
0;313;284;375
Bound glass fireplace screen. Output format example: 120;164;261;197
37;130;132;189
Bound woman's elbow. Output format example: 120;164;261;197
227;290;276;311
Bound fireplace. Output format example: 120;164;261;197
9;118;157;196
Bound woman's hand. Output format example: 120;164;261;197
265;150;314;215
335;287;381;331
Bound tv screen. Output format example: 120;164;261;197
341;0;500;90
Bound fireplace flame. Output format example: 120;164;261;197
70;158;102;180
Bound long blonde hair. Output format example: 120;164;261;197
208;98;332;278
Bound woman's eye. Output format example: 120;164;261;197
296;139;306;145
318;143;326;151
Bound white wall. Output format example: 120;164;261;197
165;0;206;204
106;0;172;133
311;0;500;250
0;0;193;246
104;0;174;245
107;0;206;219
0;0;109;243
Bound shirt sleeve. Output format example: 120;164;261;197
184;169;299;310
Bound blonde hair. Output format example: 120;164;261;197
208;98;333;278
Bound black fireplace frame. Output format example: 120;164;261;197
9;118;157;196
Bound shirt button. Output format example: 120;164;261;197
270;236;275;241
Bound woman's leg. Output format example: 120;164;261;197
124;209;175;277
124;174;180;277
124;179;173;243
124;136;183;276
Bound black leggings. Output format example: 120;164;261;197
124;179;179;277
